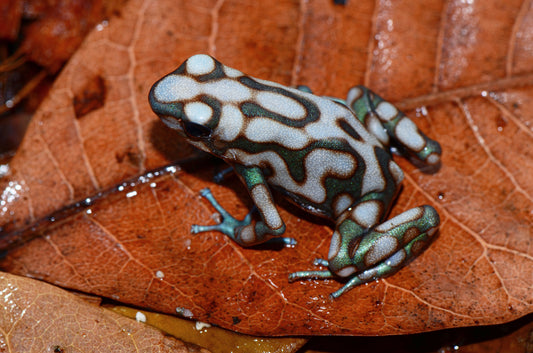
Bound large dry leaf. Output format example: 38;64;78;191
0;0;532;336
0;272;209;352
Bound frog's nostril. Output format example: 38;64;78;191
149;99;169;117
149;99;168;116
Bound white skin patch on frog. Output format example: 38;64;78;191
251;184;283;229
223;66;243;78
375;101;398;121
333;194;354;217
359;151;386;196
153;75;200;102
203;79;253;102
386;249;407;267
239;224;255;244
186;54;216;75
244;118;310;149
218;105;244;141
367;114;390;145
375;206;423;232
427;152;440;165
346;86;363;105
427;226;438;237
337;265;356;277
256;91;307;120
388;160;404;185
365;235;398;266
351;200;382;228
328;230;342;260
184;101;213;125
225;148;356;204
395;118;425;151
154;76;254;103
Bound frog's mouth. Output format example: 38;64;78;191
158;114;214;142
158;115;183;131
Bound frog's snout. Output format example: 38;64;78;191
149;81;185;131
149;82;169;115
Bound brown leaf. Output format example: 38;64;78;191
0;0;532;336
20;0;127;73
0;271;210;352
0;0;23;40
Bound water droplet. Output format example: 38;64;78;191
176;307;193;318
126;191;137;198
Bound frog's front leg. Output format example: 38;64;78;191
347;86;442;166
289;205;439;298
192;164;295;247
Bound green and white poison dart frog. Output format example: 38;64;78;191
149;54;441;298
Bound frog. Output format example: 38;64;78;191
148;54;441;298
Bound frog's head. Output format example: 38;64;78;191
149;54;241;157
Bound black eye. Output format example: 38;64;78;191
183;121;212;139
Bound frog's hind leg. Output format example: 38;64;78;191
346;86;441;166
289;205;439;298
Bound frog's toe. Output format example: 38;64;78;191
313;258;329;267
282;237;297;246
192;188;254;240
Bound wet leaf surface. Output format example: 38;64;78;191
0;0;532;336
111;306;307;353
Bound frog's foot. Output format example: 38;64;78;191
289;258;342;298
288;258;333;280
192;188;296;247
213;167;233;184
191;187;254;237
289;253;414;299
290;258;362;299
290;205;440;298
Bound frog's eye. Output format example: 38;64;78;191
183;121;212;139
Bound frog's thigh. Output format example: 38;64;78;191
327;205;439;297
233;164;287;245
351;205;439;273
